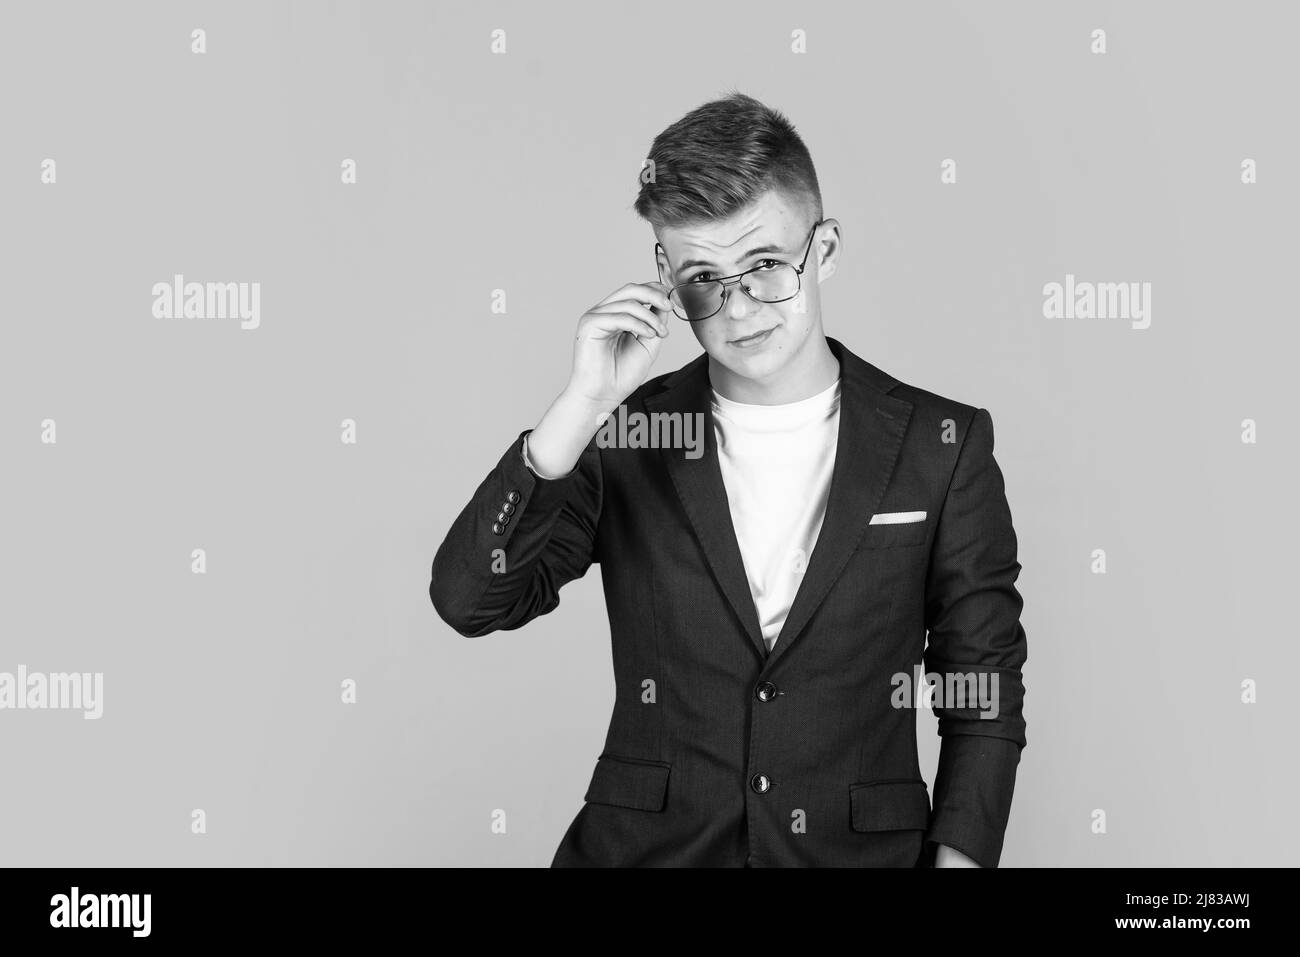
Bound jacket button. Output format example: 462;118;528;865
506;490;521;504
496;511;510;526
492;522;505;535
750;773;771;793
755;681;777;702
501;502;515;515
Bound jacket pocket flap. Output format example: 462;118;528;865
849;779;930;832
584;754;671;812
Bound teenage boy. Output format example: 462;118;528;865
430;92;1028;868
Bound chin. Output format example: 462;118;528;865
720;348;788;382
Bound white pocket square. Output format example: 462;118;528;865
869;511;927;525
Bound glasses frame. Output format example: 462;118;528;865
655;219;824;322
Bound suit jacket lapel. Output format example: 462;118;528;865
645;355;769;661
644;338;914;668
762;338;913;671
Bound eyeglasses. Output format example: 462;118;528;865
655;220;823;322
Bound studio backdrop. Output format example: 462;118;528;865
1;0;1295;866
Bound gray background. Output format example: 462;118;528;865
1;0;1295;866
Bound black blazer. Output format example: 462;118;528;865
430;336;1028;867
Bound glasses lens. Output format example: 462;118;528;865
742;263;800;302
672;282;724;321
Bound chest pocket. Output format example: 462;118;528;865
859;516;929;548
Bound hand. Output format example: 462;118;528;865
566;281;672;410
934;844;981;868
524;282;673;479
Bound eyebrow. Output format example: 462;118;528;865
676;243;790;275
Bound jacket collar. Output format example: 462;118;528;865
644;337;914;668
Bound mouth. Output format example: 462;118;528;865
728;326;777;349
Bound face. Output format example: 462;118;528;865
655;187;840;389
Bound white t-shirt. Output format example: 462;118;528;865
711;378;842;653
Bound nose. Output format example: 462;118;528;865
720;279;760;322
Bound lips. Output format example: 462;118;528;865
729;326;777;347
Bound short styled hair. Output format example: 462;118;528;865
634;91;823;230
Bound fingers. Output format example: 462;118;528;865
589;298;669;336
596;281;673;314
579;312;661;342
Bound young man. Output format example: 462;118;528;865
430;92;1028;868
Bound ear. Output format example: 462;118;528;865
654;242;672;286
814;219;841;282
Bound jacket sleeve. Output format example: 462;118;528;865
429;429;602;637
920;407;1028;868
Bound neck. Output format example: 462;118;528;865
709;333;840;405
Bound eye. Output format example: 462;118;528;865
687;272;713;283
756;259;783;270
